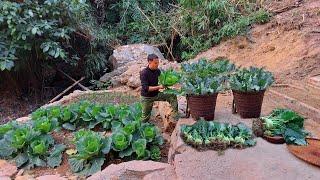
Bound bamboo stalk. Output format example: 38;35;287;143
57;69;90;91
49;77;85;103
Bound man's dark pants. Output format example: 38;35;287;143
141;92;178;122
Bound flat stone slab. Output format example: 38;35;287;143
168;118;197;164
174;138;320;180
143;166;177;180
88;160;172;180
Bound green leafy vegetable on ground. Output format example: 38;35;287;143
68;130;111;176
261;108;309;145
181;119;256;151
31;101;143;131
2;97;163;174
0;123;65;169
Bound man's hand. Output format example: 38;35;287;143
148;85;164;91
158;85;165;90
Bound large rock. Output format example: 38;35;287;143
0;160;17;178
100;44;179;88
88;160;172;180
157;96;188;132
109;44;165;69
167;118;197;164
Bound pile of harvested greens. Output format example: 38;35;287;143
260;109;309;145
180;119;256;151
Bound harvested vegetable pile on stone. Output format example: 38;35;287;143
254;109;309;145
180;119;256;151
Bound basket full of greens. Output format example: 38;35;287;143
180;58;235;120
229;67;274;118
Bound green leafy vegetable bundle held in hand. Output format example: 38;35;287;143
180;119;256;151
159;68;181;87
229;67;274;92
261;108;309;145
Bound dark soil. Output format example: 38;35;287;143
0;88;49;125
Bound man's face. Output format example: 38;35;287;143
148;58;159;70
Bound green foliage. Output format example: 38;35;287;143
132;139;148;159
180;58;235;95
109;121;163;160
31;101;143;131
229;67;274;92
174;0;271;60
181;119;256;150
0;0;89;71
0;123;65;169
150;146;161;161
2;95;162;173
69;120;163;176
69;130;111;176
261;109;309;145
33;117;58;134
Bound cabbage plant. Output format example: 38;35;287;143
0;123;65;169
68;130;111;176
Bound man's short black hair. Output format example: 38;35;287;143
147;54;159;62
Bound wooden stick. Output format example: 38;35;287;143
57;69;90;91
49;77;85;103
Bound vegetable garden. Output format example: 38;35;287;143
0;97;164;177
0;58;315;178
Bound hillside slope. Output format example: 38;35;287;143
195;0;319;83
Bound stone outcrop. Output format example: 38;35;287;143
100;44;179;88
167;118;197;164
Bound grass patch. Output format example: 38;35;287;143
64;92;140;105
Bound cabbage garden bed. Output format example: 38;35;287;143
0;92;169;178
